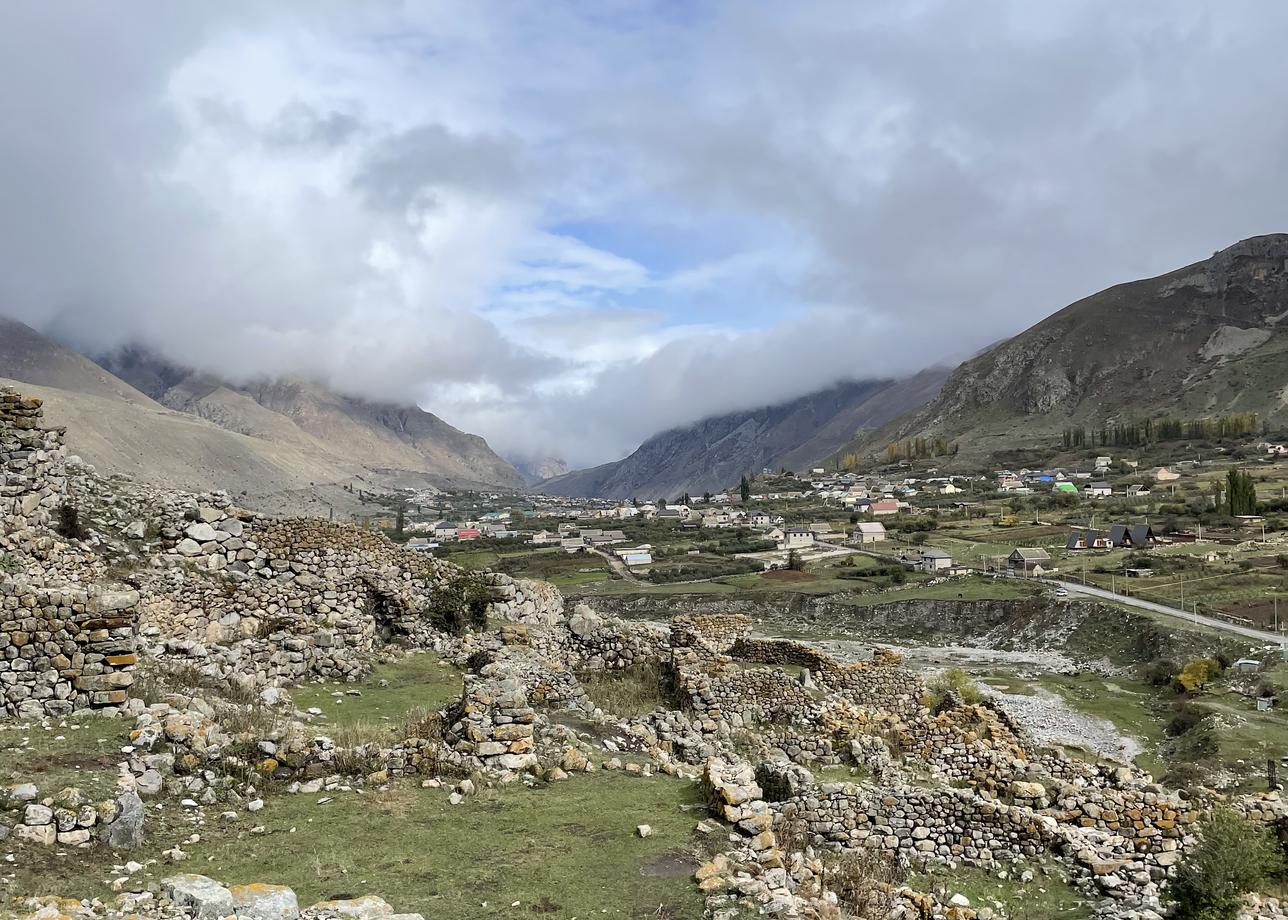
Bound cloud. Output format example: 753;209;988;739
2;1;1288;468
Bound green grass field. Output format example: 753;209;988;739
10;773;711;920
291;652;464;731
0;714;133;801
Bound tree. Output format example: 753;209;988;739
1226;469;1257;516
739;475;751;502
786;550;803;571
394;503;406;539
1169;809;1283;920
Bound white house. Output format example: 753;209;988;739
781;527;816;549
852;521;887;544
918;548;953;572
1085;482;1113;499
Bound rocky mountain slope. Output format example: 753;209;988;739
833;234;1288;463
540;370;947;499
0;317;525;510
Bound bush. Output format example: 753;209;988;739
1145;658;1179;687
426;574;491;635
927;668;983;709
1169;809;1284;920
820;847;906;919
1167;702;1207;737
1176;658;1224;693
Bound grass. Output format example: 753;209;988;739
579;662;671;717
908;858;1091;919
831;576;1044;606
8;772;712;920
0;714;133;801
291;652;463;731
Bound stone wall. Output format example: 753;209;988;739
0;581;138;717
0;388;66;547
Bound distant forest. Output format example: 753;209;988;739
1062;412;1261;449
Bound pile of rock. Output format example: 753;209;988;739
445;674;538;773
1;784;143;850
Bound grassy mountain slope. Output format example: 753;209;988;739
98;347;526;491
540;369;948;499
833;234;1288;462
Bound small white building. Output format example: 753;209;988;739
918;548;953;573
852;521;887;544
781;527;816;549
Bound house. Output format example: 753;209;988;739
918;548;953;573
589;530;627;545
809;522;833;536
456;528;482;541
852;521;887;544
618;546;654;566
1126;484;1151;497
1234;658;1262;673
747;511;773;528
1154;467;1181;482
656;508;686;521
869;499;900;516
1053;482;1079;495
764;526;785;544
1008;547;1051;575
560;537;585;553
1108;523;1155;549
530;530;560;545
1085;482;1113;499
1065;528;1109;550
938;482;963;495
405;537;437;552
781;527;816;549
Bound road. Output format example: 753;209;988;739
584;545;642;583
1051;579;1286;645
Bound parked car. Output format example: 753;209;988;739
1054;587;1069;598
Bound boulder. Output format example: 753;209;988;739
185;522;219;543
105;790;145;850
230;883;300;920
310;895;396;920
163;874;235;920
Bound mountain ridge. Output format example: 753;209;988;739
540;369;948;499
831;233;1288;464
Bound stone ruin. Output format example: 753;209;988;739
1;387;140;717
6;382;1288;920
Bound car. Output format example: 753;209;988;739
1054;587;1069;598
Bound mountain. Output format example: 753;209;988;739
508;454;571;484
97;347;525;491
832;234;1288;463
540;370;948;499
0;317;525;512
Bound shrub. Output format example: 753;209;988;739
1167;702;1207;737
927;668;982;709
425;573;491;635
820;847;906;919
1169;809;1284;920
1176;658;1224;693
1145;658;1179;687
0;553;19;574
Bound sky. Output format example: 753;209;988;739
3;2;1288;468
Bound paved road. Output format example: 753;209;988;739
1050;579;1286;645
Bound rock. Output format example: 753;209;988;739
560;748;590;772
185;522;219;543
636;824;652;838
949;894;971;907
105;791;145;850
23;803;53;825
14;823;55;846
124;520;147;539
163;874;236;920
175;538;203;557
230;883;300;920
136;769;164;797
8;783;38;802
310;895;396;920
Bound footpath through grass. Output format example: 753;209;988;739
8;772;711;920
